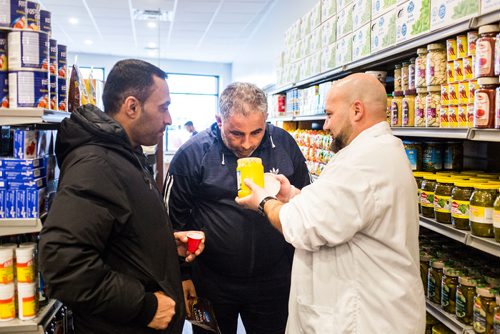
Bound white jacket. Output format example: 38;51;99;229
280;122;426;334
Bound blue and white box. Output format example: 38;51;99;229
14;130;38;159
4;190;15;218
4;168;45;181
0;158;44;170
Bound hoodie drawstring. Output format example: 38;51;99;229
270;135;276;149
221;153;225;165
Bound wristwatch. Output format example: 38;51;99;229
258;196;277;216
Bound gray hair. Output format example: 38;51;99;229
219;82;268;120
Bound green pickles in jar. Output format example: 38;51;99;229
473;286;497;334
422;175;438;218
470;184;498;237
494;190;500;243
414;172;430;213
428;259;444;304
441;267;459;314
456;276;478;325
434;178;455;224
451;181;476;230
420;252;432;296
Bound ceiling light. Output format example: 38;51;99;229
147;21;157;29
84;39;93;45
68;17;79;25
133;9;173;22
147;42;157;49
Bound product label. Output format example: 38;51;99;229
21;295;35;317
428;276;436;299
494;311;500;333
457;35;467;59
405;148;417;170
0;297;15;320
402;100;410;126
459;81;469;104
16;260;34;283
421;191;434;208
476;40;492;76
447;61;455;83
441;284;450;307
475;92;491;126
454;59;464;81
434;194;450;213
470;205;494;225
494;209;500;228
451;199;470;219
473;297;487;333
0;260;13;284
440;106;449;127
496;88;500;128
456;290;466;318
463;56;473;79
391;100;400;126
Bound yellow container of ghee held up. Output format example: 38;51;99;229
237;157;264;198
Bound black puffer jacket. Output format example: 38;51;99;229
164;123;310;278
39;104;185;334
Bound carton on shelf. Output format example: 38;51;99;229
336;33;353;66
321;44;337;73
352;24;372;61
372;0;398;18
321;16;337;48
396;0;431;43
371;8;397;53
337;4;354;38
480;0;500;13
430;0;479;30
322;0;337;21
353;0;372;31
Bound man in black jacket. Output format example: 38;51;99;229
163;82;310;334
39;59;204;334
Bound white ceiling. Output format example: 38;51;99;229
37;0;276;63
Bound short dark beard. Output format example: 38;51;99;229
330;135;346;153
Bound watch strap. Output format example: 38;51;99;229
258;196;277;216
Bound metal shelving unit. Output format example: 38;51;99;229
391;128;469;140
425;300;474;334
0;219;42;237
0;299;62;333
0;108;69;126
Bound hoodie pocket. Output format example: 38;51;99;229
296;300;334;333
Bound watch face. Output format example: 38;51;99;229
264;173;280;196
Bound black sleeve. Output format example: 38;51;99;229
284;131;311;189
39;154;157;326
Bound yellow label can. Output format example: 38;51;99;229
236;157;264;198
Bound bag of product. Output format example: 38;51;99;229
186;297;222;334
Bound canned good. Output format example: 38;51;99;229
426;86;441;127
0;0;27;29
448;105;458;128
8;70;49;108
470;184;498;237
394;64;402;92
0;248;13;284
236;157;264;198
434;178;455;224
390;91;403;127
467;103;474;128
475;25;500;78
17;282;36;320
57;44;67;79
447;61;455;84
49;39;57;76
467;31;478;56
451;181;475;230
416;48;427;88
0;283;15;321
443;142;463;171
26;0;40;31
458;81;469;104
454;59;464;81
415;88;427;127
426;43;447;86
441;84;449;106
39;9;51;34
403;141;422;171
57;76;66;111
458;104;467;128
446;39;457;61
15;246;35;283
402;90;416;127
0;31;6;72
0;72;7;108
449;83;459;105
457;35;467;59
474;77;499;129
463;56;474;80
49;74;57;110
7;31;49;70
439;106;449;128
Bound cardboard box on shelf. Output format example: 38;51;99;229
480;0;500;13
337;0;353;11
371;8;397;53
336;4;354;38
301;11;312;38
321;16;337;48
336;33;353;66
0;158;44;170
310;51;322;76
321;44;337;72
430;0;479;30
14;130;37;160
352;24;371;61
396;0;431;43
353;0;372;31
311;2;322;30
322;0;337;21
372;0;398;18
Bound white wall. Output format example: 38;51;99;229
231;0;318;88
68;52;232;92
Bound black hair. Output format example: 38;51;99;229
184;121;193;127
102;59;167;115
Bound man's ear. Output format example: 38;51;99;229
215;114;222;128
123;96;140;119
352;101;364;122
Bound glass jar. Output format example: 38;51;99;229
390;91;403;127
451;181;475;230
473;286;496;333
394;64;402;92
470;184;498;237
426;85;441;127
428;259;444;303
496;31;500;76
415;88;427;126
416;48;428;88
493;295;500;333
423;142;443;172
495;86;500;129
402;89;416;127
474;77;499;129
236;157;264;198
442;267;460;314
434;178;455;224
414;171;429;213
475;25;500;78
420;252;432;296
456;276;478;325
494;190;500;243
426;43;447;86
408;57;416;90
443;141;463;171
422;175;438;218
402;61;410;91
404;141;423;171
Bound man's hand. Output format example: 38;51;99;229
174;231;205;262
273;174;299;203
147;292;176;330
182;280;197;318
235;178;271;211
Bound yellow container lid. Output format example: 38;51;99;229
460;171;483;176
453;180;477;187
475;174;499;179
413;171;430;177
436;177;456;184
423;175;438;181
473;184;499;190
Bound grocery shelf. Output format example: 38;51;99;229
0;299;62;333
468;129;500;142
425;300;474;334
268;114;326;123
419;216;500;258
391;128;469;139
267;116;295;122
0;219;43;237
0;108;69;126
270;9;500;95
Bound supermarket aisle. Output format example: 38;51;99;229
182;316;247;333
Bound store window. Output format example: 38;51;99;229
78;66;105;81
166;73;219;152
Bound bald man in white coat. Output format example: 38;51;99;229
236;73;426;333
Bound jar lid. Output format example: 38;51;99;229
476;286;495;298
395;64;401;69
237;157;262;165
437;177;455;184
477;77;500;85
476;173;500;179
444;267;459;276
427;85;441;92
424;175;438;181
453;180;476;187
402;61;410;66
458;276;476;286
403;89;416;96
392;91;404;97
413;171;430;178
473;183;499;190
417;47;427;54
416;87;428;94
460;171;483;176
478;24;500;34
431;259;444;268
420;253;432;261
427;43;445;51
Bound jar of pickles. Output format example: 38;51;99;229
404;141;423;171
456;276;478;325
470;184;498;237
390;91;403;127
428;259;444;303
402;89;416;127
426;43;447;86
420;252;432;296
431;324;453;334
414;171;428;213
426;86;441;127
415;88;427;126
421;175;438;218
441;267;459;314
451;181;475;230
434;178;455;224
473;286;497;333
493;294;500;333
416;48;428;89
494;190;500;243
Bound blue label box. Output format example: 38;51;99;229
27;187;46;218
0;158;43;170
4;190;15;218
15;189;27;218
8;177;46;190
14;129;37;159
0;189;5;218
3;168;45;181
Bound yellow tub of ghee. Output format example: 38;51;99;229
237;157;264;198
